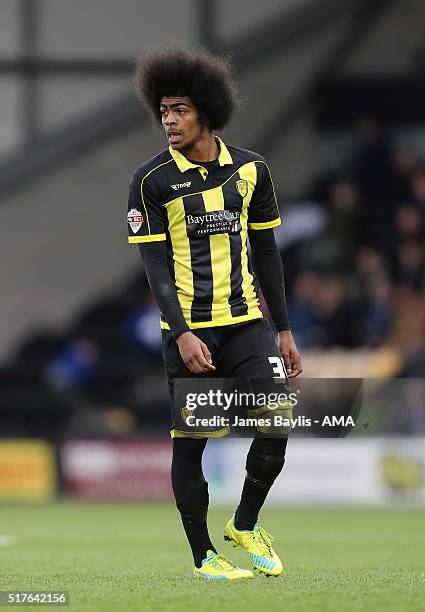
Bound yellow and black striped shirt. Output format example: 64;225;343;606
127;136;281;330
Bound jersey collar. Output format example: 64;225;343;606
169;135;233;173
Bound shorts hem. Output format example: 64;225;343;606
170;427;230;439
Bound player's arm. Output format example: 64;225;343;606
249;229;302;378
137;243;215;374
127;168;214;374
248;161;302;378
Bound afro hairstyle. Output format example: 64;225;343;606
134;42;239;131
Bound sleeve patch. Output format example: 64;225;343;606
127;208;144;233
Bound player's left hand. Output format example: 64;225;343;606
278;330;303;378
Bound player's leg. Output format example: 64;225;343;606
224;435;287;576
163;328;253;579
172;436;252;579
171;436;214;567
234;435;287;531
220;319;289;575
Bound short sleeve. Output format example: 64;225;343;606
247;161;281;230
127;168;167;244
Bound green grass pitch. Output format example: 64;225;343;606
0;503;424;611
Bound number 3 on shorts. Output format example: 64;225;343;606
268;356;288;378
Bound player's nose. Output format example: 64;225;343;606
164;112;177;126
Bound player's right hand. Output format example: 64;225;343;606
176;332;216;374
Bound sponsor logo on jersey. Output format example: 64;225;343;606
171;181;192;190
186;209;241;237
236;179;248;198
127;208;144;233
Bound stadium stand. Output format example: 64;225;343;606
0;0;423;437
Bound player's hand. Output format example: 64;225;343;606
176;332;216;374
278;330;303;378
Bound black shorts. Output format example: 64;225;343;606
161;318;292;438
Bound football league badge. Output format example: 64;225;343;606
127;208;144;233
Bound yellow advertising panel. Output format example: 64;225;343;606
0;440;56;501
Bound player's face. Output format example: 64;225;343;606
160;96;207;151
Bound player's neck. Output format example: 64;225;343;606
180;133;219;162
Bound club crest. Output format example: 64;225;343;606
236;179;248;198
181;406;194;425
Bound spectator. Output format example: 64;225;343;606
365;276;393;347
311;276;362;348
395;241;424;289
125;295;163;356
395;204;423;242
351;116;393;198
391;145;419;204
44;338;100;390
287;271;321;348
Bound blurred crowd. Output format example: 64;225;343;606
275;117;424;376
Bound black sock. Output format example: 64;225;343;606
171;438;216;567
235;437;287;531
180;514;215;568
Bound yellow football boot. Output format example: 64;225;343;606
224;516;283;576
193;550;253;580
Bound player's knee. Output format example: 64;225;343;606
246;438;287;486
173;478;209;519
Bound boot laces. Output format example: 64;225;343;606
209;553;238;572
251;527;274;555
